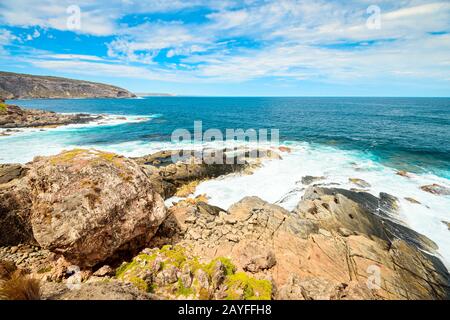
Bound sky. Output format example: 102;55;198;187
0;0;449;96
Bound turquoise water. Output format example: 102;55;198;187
1;96;450;265
3;97;449;177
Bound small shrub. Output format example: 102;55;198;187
0;102;7;113
0;272;41;300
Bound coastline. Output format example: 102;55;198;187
1;101;449;300
1;147;449;300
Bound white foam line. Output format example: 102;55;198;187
0;113;155;138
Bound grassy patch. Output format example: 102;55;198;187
49;149;124;169
115;245;272;300
225;272;272;300
0;102;7;113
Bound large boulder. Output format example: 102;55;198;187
0;178;34;246
1;149;167;267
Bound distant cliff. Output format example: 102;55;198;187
0;71;136;99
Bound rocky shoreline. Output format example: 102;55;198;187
0;71;135;99
0;148;449;300
0;101;102;131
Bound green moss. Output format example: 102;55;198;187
115;246;271;300
205;257;236;277
115;260;138;278
160;245;187;268
136;253;157;263
225;272;272;300
176;279;194;297
0;102;7;113
129;276;148;292
49;149;123;167
50;149;88;164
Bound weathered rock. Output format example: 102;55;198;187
301;176;325;185
349;178;371;188
243;251;276;273
93;265;114;277
0;104;102;128
0;178;35;245
278;146;291;153
41;281;152;300
149;188;449;300
277;275;376;300
420;184;450;196
405;197;421;204
379;192;399;213
396;170;410;178
9;149;167;267
0;164;27;184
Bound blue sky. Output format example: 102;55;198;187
0;0;449;96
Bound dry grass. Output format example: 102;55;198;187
0;260;17;280
175;180;201;197
0;271;41;300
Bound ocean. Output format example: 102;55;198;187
1;96;449;266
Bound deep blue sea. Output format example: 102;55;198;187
4;97;449;177
1;97;450;264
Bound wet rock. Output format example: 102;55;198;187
278;146;291;153
243;251;276;273
396;170;410;178
420;184;450;196
0;104;102;129
405;197;421;204
379;192;399;213
442;221;450;231
349;178;371;188
295;187;438;253
301;176;325;185
134;148;281;199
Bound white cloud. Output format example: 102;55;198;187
42;54;105;61
0;0;449;86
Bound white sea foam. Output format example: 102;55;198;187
168;142;450;268
0;114;154;137
0;114;157;163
